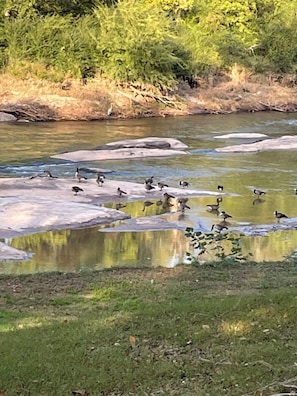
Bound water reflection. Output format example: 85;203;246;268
0;228;191;275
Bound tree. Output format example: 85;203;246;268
92;0;184;86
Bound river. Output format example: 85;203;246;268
1;112;297;274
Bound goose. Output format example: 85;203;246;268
211;223;228;232
217;185;224;192
206;198;221;211
178;199;190;212
96;173;105;187
145;181;155;192
179;180;189;188
274;210;288;220
72;186;83;195
43;170;57;178
75;168;87;183
157;182;168;191
219;211;232;220
254;189;266;197
117;187;127;197
145;176;154;184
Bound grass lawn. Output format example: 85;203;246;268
1;261;297;396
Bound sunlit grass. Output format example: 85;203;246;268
1;263;297;395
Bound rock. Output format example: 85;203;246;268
0;242;32;261
0;177;219;242
0;112;17;122
102;216;186;232
214;133;268;139
95;137;187;150
216;135;297;153
52;137;188;162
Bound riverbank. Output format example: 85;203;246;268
1;72;297;121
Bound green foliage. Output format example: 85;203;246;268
92;0;184;85
4;0;101;17
4;14;99;80
2;0;297;85
185;227;252;264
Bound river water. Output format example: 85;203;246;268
1;112;297;274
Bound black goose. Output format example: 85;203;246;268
72;186;83;195
179;180;189;188
75;168;87;183
178;199;190;212
274;210;288;220
211;223;228;232
219;211;232;220
145;176;154;184
96;173;105;187
145;181;155;192
44;170;57;178
254;189;266;197
117;187;127;197
206;198;221;211
217;185;224;192
157;182;168;191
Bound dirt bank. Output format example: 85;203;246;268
1;73;297;122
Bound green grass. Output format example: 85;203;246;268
1;262;297;395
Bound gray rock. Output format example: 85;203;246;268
0;112;17;122
52;137;188;162
214;133;268;139
216;135;297;153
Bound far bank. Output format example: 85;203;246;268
1;73;297;122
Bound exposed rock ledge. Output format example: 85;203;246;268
52;137;188;162
0;176;220;261
216;135;297;153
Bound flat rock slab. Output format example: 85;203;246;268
0;176;219;238
216;135;297;153
95;137;188;150
51;137;188;162
234;219;297;236
101;216;186;232
214;133;268;139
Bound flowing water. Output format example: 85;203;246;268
1;112;297;274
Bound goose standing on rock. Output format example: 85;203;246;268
117;187;127;197
75;168;87;183
72;186;83;196
179;180;189;188
96;173;105;187
145;181;155;192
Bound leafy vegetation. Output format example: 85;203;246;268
1;263;297;395
185;227;252;264
1;0;297;85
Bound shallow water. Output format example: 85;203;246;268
1;112;297;274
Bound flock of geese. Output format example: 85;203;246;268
36;168;289;232
73;170;192;214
